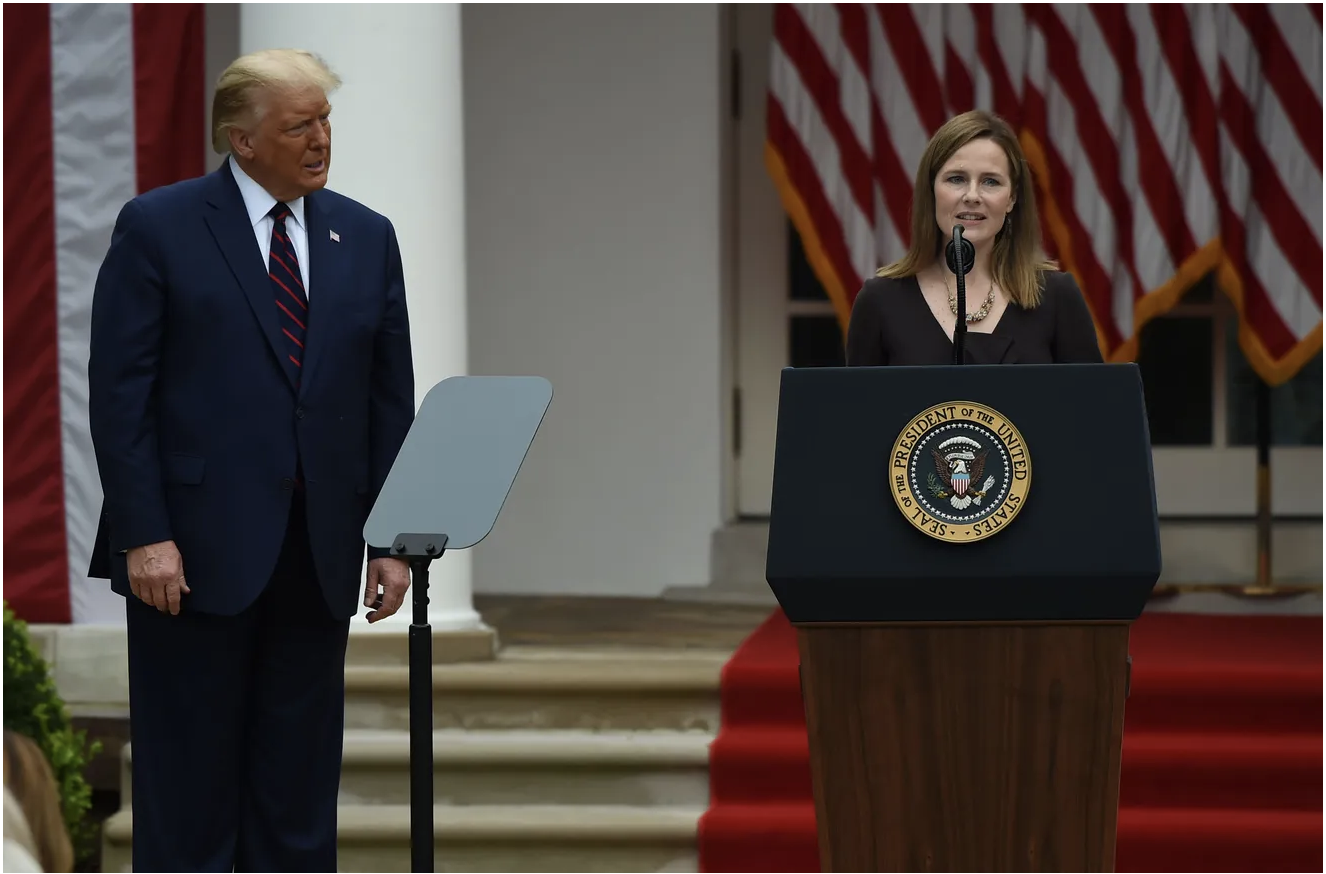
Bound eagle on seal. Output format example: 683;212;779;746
930;437;988;499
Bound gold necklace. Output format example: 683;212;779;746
943;273;996;322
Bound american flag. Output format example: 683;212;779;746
4;3;205;623
766;3;1322;385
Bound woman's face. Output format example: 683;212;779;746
932;138;1015;251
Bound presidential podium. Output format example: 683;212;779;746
765;363;1161;872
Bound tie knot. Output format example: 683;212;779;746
268;203;291;223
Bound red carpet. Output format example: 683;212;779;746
698;609;1323;872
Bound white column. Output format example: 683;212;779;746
239;4;481;631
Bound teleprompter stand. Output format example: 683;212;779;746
364;375;554;872
393;532;450;873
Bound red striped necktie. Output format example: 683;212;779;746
268;202;307;385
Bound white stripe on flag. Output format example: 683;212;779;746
51;2;137;625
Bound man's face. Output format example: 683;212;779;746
234;84;331;201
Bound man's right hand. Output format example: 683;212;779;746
126;540;189;614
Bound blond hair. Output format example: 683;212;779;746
877;110;1056;308
211;48;341;154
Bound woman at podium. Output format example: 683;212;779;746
845;110;1103;367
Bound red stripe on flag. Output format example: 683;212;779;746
1217;64;1324;306
837;5;869;83
1150;8;1303;355
1230;4;1322;171
1220;213;1301;358
869;101;914;247
1029;6;1145;304
3;3;72;623
767;96;861;298
132;3;205;194
774;5;876;225
835;5;915;253
874;4;949;133
1020;82;1125;350
945;44;975;113
971;6;1023;128
1150;7;1223;195
1091;5;1200;267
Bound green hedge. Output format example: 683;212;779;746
3;604;102;865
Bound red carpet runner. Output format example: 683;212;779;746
698;609;1322;872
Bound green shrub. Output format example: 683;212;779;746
3;603;102;865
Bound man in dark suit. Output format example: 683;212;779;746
87;48;415;871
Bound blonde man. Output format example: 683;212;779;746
88;49;415;870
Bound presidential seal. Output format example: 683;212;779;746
889;401;1030;543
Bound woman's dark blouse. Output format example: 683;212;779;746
845;271;1104;366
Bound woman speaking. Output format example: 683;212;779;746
845;110;1103;367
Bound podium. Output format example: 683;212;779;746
765;363;1161;872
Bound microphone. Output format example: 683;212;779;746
945;225;975;365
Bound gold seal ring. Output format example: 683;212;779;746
888;401;1031;543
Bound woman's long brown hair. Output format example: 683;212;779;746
4;729;75;873
877;110;1056;308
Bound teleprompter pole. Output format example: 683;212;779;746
393;533;449;872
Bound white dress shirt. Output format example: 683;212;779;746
228;155;312;298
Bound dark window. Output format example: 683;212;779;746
789;316;846;368
1226;320;1322;447
788;220;830;302
1134;293;1215;447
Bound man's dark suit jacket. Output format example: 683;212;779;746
86;163;415;619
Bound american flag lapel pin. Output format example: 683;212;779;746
330;229;340;243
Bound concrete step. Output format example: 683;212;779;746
120;729;714;807
101;803;702;872
340;729;714;807
346;625;498;665
344;647;727;733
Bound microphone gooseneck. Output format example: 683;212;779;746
945;225;975;365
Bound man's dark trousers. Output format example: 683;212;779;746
124;488;349;872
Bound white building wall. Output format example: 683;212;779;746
206;5;730;600
461;5;729;597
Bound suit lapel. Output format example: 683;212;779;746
203;167;296;391
300;193;348;395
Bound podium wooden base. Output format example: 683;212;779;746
797;622;1130;872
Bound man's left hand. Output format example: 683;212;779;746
364;557;411;622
